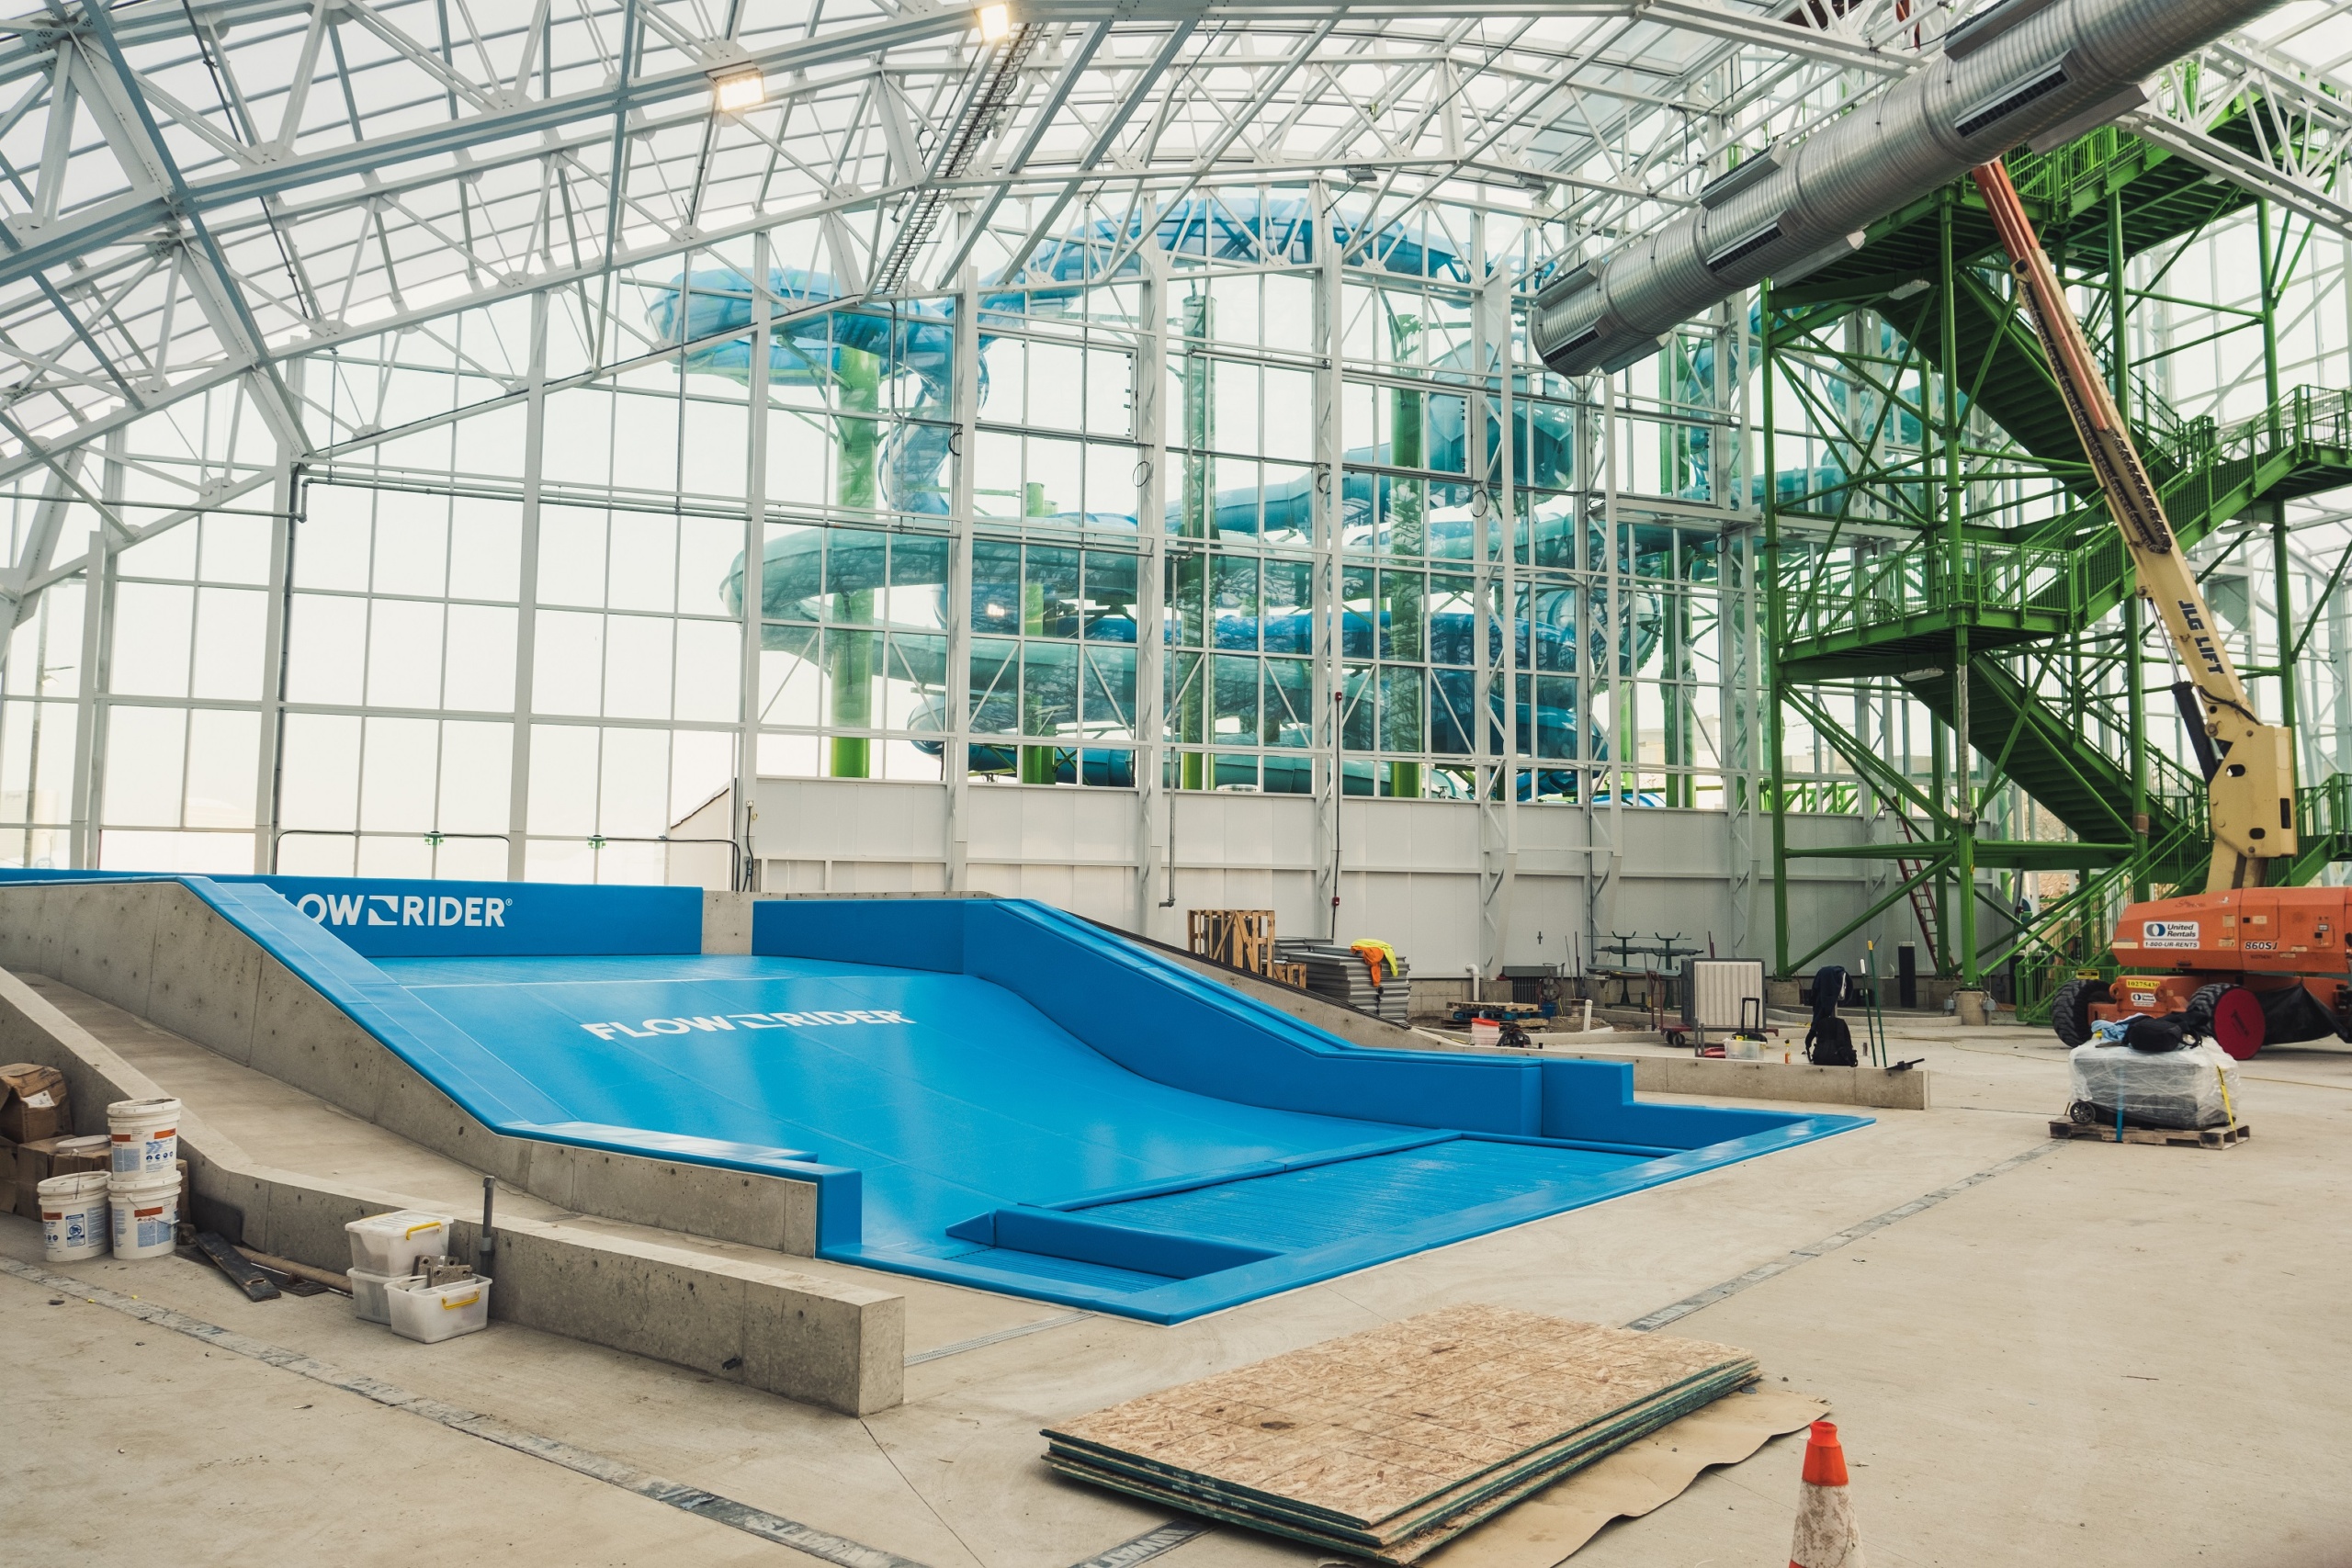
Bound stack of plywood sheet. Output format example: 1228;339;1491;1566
1043;1305;1758;1563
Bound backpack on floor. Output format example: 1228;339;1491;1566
1804;1013;1858;1066
1809;964;1849;1020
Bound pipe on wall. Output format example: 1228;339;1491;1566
1532;0;2278;378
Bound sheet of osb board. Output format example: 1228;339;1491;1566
1043;1304;1756;1530
1353;1374;1748;1547
1048;1387;1683;1568
1051;1375;1733;1555
1048;1389;1826;1566
1420;1390;1829;1567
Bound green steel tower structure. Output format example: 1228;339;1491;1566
1763;109;2352;1007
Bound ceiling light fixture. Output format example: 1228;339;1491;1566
976;3;1012;43
711;66;765;115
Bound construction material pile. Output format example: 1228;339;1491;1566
1043;1304;1758;1562
1189;908;1308;987
4;1069;197;1268
347;1209;492;1343
2068;1041;2242;1130
1276;939;1412;1024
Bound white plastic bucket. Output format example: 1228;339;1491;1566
107;1097;181;1176
108;1168;179;1259
51;1133;113;1167
345;1210;451;1274
39;1170;111;1261
385;1274;492;1344
349;1266;424;1325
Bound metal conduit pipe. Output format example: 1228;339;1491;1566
1532;0;2281;378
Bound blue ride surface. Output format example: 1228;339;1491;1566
4;873;1864;1321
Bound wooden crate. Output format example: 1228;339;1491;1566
1188;909;1278;977
1270;961;1307;989
2048;1119;2250;1149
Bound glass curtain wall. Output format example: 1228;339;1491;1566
0;187;1862;876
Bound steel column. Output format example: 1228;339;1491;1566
503;289;549;881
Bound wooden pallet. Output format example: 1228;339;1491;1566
2048;1119;2251;1149
1188;909;1278;977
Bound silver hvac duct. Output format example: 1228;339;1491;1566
1532;0;2278;377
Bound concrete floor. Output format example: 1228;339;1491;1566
7;1020;2349;1567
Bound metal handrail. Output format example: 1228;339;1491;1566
1780;382;2352;649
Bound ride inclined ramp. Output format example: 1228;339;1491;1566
0;876;1863;1322
0;874;834;1258
0;962;901;1414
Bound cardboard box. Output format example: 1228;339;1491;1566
0;1063;70;1144
11;1134;108;1220
14;1137;62;1219
50;1134;110;1175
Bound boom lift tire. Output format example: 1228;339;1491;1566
2050;978;2111;1047
2184;981;2228;1036
2187;981;2266;1061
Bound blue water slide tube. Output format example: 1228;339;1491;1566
644;197;1886;799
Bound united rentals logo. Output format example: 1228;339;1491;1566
579;1010;911;1040
293;889;514;929
2142;919;2200;949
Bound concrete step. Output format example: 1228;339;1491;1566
0;966;934;1414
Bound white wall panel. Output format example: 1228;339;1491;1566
740;776;1939;982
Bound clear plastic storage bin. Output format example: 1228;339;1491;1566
349;1266;424;1325
345;1210;451;1274
385;1274;492;1344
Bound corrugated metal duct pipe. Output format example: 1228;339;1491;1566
1532;0;2280;378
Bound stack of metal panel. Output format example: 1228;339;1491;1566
1276;941;1411;1023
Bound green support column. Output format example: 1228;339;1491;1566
1387;314;1425;801
1019;481;1058;784
2257;199;2282;444
1929;709;1951;967
1665;575;1692;808
1177;293;1213;793
2272;515;2299;738
1762;284;1791;978
2109;190;2151;903
2123;594;2150;900
2255;200;2299;750
2256;200;2298;886
828;344;881;778
1940;195;1974;983
1953;626;1977;984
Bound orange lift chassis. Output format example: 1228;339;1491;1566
1970;159;2350;1058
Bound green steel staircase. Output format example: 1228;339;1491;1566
1768;107;2352;982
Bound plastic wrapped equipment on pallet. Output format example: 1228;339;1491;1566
2068;1042;2242;1130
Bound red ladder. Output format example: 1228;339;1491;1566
1888;809;1943;962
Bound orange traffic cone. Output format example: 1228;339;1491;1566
1788;1419;1862;1568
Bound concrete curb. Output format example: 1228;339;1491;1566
1549;1052;1931;1111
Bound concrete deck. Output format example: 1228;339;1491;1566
8;1019;2346;1566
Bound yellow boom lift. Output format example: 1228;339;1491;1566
1972;159;2347;1058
